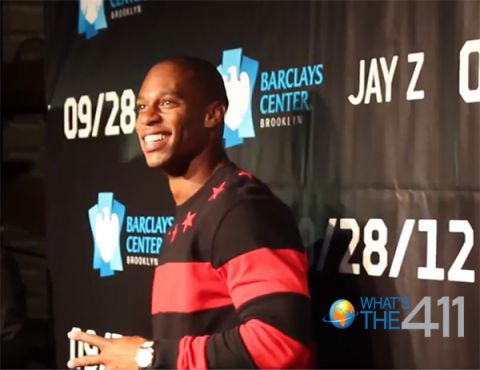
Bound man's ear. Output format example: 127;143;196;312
204;102;226;129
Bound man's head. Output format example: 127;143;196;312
135;57;228;173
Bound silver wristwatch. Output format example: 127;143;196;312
135;340;154;369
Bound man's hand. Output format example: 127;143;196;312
67;330;147;369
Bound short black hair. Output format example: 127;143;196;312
158;56;229;108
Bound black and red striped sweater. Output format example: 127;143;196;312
150;162;312;369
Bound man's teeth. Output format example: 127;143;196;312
144;134;168;143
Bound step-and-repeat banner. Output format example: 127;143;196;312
46;1;479;368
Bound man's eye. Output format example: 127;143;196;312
161;99;176;107
136;104;146;113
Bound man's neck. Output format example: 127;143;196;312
167;149;228;206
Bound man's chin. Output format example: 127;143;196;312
145;160;165;169
143;152;192;176
144;154;168;169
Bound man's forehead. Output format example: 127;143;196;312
147;60;195;80
139;62;195;92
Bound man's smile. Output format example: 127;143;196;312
142;131;172;152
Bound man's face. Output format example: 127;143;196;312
135;62;211;171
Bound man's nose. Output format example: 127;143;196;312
137;106;162;127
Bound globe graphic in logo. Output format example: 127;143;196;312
323;299;356;329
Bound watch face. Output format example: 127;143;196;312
136;346;153;368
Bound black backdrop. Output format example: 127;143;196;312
46;1;479;368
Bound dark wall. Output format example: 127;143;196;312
46;1;479;368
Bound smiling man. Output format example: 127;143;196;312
67;57;312;369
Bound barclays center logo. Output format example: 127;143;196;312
88;192;125;277
218;48;325;147
78;0;143;39
88;192;174;277
78;0;108;39
218;48;259;148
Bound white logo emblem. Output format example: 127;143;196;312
94;207;120;263
88;193;125;277
223;66;252;131
80;0;103;24
218;48;259;148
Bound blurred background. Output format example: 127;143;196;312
2;1;54;367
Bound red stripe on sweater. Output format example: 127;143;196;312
239;319;311;369
177;335;209;369
151;262;231;314
217;247;309;308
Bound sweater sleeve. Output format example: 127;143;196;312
152;200;313;369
